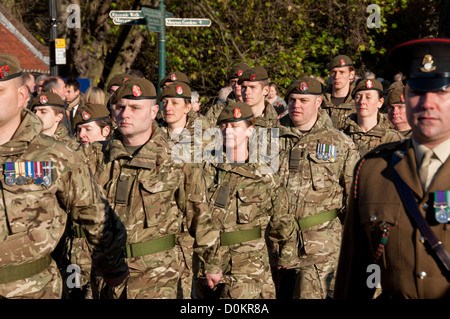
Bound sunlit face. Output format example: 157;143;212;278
65;85;79;103
388;103;409;130
32;106;62;135
329;67;355;90
219;120;254;152
229;78;243;101
268;86;277;99
162;97;191;126
405;84;450;147
54;78;67;101
0;77;28;130
112;98;158;143
288;93;322;130
241;81;269;107
354;90;383;119
77;121;110;144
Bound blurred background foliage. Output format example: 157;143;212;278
4;0;447;104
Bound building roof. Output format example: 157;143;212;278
0;3;50;74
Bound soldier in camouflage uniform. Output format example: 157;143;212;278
342;79;404;156
91;78;219;299
158;82;214;298
196;101;295;299
277;77;360;299
0;53;128;299
205;62;250;125
322;55;356;130
386;83;412;138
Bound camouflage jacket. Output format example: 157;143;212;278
92;121;220;274
321;86;355;130
278;110;360;267
53;123;80;151
342;112;404;156
201;158;296;274
0;109;128;298
255;100;279;129
204;98;230;126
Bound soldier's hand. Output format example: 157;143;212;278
206;270;223;289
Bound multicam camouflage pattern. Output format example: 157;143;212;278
255;100;279;129
278;109;360;298
321;88;356;130
92;121;218;299
53;123;79;151
196;158;296;299
342;112;404;156
0;109;128;299
205;96;234;125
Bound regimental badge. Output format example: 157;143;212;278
420;54;436;73
300;82;309;92
400;94;405;103
122;77;129;83
250;73;256;81
176;85;183;95
82;111;91;121
0;63;10;78
40;95;48;105
170;73;177;81
316;143;338;162
233;108;242;119
339;59;346;66
132;84;142;97
366;80;373;89
433;191;450;224
237;69;243;76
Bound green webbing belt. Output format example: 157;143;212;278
73;225;86;238
126;234;176;258
0;254;52;284
220;226;261;246
296;209;338;230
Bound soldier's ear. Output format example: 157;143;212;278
17;84;29;109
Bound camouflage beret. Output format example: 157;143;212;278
159;81;192;101
285;77;323;98
227;62;250;80
386;86;405;106
111;78;157;104
351;79;384;97
388;38;450;92
217;101;254;124
73;102;111;128
29;92;65;110
0;53;23;82
159;71;190;88
238;66;269;85
107;73;133;91
328;55;354;70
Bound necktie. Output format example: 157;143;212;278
419;149;434;191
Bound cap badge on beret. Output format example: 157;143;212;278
176;85;183;95
339;59;346;66
366;80;373;89
237;69;243;76
420;54;436;73
300;82;309;92
122;77;129;83
40;95;48;105
82;111;91;121
233;108;242;119
0;63;10;78
170;73;177;81
250;73;256;81
400;94;405;103
132;84;143;97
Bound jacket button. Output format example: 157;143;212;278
370;215;377;222
418;271;427;279
419;236;425;244
422;203;428;210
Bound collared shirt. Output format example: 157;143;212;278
413;137;450;189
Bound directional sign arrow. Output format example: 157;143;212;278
165;18;212;27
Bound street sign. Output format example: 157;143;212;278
165;18;211;27
109;10;144;18
55;38;66;65
112;17;146;25
141;7;173;18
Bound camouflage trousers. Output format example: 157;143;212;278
94;248;182;299
0;260;62;299
291;262;337;299
176;232;194;299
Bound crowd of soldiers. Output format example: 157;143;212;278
0;36;449;300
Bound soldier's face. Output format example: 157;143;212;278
0;77;28;131
113;98;158;143
330;67;354;90
354;90;383;119
220;120;254;152
288;93;321;130
32;106;63;135
230;78;243;100
405;84;450;148
162;97;192;126
241;81;269;107
77;121;110;144
388;103;409;130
